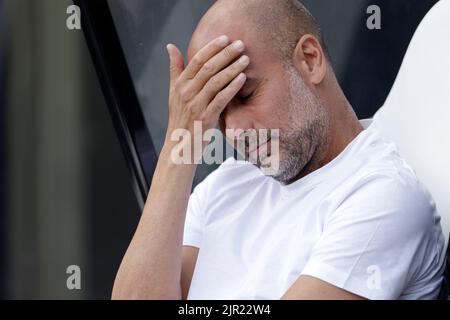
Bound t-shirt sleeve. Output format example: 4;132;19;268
182;179;209;248
300;173;445;300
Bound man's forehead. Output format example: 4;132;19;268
187;1;249;60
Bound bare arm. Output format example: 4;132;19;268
181;246;199;299
281;275;366;300
111;35;249;299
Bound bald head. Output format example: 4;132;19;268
189;0;329;66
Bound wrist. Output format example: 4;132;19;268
160;140;198;170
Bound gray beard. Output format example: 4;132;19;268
271;67;328;185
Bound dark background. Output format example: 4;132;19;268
0;0;439;299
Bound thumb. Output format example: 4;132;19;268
166;44;184;86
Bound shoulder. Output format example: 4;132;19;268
332;162;440;242
337;127;437;222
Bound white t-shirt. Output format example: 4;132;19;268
183;127;446;300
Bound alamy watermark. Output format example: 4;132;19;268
66;5;81;30
366;5;382;30
66;265;81;290
170;121;280;176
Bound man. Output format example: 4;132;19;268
112;0;445;300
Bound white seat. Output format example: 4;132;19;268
366;0;450;247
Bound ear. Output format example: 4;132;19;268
292;34;327;85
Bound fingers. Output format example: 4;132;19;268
189;40;246;94
182;35;230;80
167;44;184;88
205;73;247;121
166;36;249;133
197;54;250;104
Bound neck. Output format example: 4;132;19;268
286;99;363;184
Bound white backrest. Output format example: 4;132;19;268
371;0;450;246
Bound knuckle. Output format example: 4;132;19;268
198;113;208;122
191;57;202;69
179;87;191;102
208;76;221;89
174;78;183;90
202;63;215;75
223;47;232;59
226;68;238;81
197;113;209;125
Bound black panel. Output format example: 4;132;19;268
74;0;157;208
0;0;9;299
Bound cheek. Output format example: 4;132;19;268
258;91;292;129
249;100;280;130
246;75;292;129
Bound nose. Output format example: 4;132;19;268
221;104;256;150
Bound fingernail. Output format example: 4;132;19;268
233;40;244;50
237;73;247;82
239;55;249;65
166;44;172;52
217;35;229;45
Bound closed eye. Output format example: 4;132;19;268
236;77;261;103
238;91;254;102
